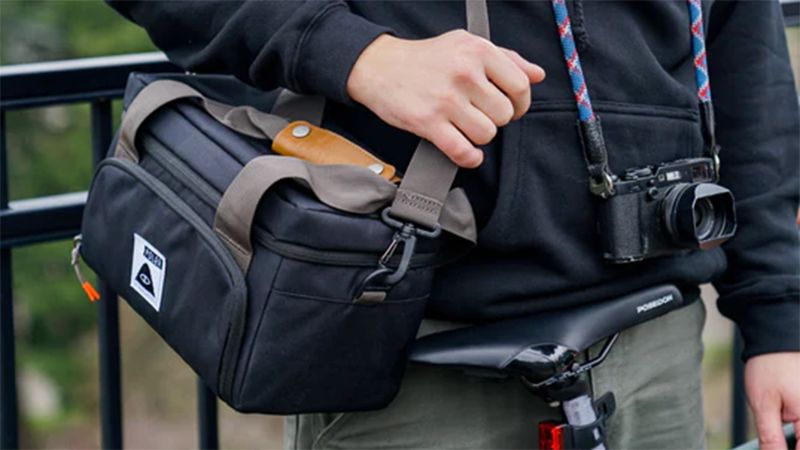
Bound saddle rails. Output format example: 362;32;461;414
410;285;690;450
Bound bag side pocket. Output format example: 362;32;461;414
80;159;247;400
232;254;433;414
236;286;429;414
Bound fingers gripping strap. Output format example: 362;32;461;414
388;0;488;229
214;155;477;272
115;80;289;162
271;0;489;129
239;2;490;232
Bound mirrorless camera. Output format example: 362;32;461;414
599;157;736;263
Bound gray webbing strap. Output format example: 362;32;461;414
386;0;490;229
466;0;490;40
115;80;289;162
214;155;477;271
389;141;459;230
271;89;325;126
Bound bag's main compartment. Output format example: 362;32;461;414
79;74;473;413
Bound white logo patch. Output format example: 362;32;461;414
130;233;166;311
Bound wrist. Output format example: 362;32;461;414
346;33;403;104
288;6;394;104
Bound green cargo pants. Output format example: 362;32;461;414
285;299;706;450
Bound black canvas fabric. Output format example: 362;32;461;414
79;74;456;413
107;1;800;360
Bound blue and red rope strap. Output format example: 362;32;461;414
551;0;595;122
688;0;712;103
550;0;712;121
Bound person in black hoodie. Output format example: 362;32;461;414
107;1;799;448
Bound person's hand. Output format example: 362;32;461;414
745;352;800;450
346;31;545;168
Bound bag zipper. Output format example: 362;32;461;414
141;135;442;268
95;157;246;400
71;235;101;302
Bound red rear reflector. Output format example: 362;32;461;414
539;421;566;450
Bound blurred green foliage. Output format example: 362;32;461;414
0;0;154;64
2;0;154;444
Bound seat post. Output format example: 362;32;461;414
536;381;616;450
562;394;604;450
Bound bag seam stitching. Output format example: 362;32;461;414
217;228;249;258
272;287;430;305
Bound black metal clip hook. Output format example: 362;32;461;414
378;223;418;286
354;208;441;303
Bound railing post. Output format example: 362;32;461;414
91;100;123;449
197;380;219;449
0;110;20;450
731;331;748;446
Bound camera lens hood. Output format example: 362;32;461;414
662;183;737;249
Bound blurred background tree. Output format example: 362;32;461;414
1;1;797;448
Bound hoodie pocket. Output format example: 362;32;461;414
479;102;701;278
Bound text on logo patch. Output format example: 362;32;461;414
129;233;167;311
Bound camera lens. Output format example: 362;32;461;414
662;183;737;249
693;198;716;241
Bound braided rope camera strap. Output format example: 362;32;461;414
547;0;719;197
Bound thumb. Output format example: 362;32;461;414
500;48;546;84
751;390;788;450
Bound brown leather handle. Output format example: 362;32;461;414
272;121;400;183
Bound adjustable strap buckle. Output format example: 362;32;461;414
589;171;615;199
700;101;722;181
577;118;616;199
353;208;441;304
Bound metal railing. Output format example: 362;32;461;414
1;3;799;446
0;52;226;450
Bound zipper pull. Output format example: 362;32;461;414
71;235;100;303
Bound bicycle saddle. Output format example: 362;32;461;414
410;285;689;383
